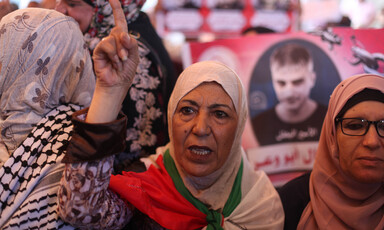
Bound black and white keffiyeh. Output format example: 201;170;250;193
0;105;79;229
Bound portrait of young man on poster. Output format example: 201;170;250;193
250;40;340;146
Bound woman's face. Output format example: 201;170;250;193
55;0;94;33
172;82;238;177
336;100;384;184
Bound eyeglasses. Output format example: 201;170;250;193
335;118;384;137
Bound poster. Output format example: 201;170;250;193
156;0;298;39
182;27;384;186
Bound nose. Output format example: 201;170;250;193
192;113;211;136
362;124;381;149
282;83;295;96
55;1;68;14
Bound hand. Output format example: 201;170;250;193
92;0;139;89
86;0;139;123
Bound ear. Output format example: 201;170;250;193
309;70;316;88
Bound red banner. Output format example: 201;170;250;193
183;28;384;186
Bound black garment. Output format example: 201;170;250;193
277;172;311;230
252;103;327;146
129;11;177;106
123;208;165;230
115;12;177;174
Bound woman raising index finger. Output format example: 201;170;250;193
55;0;177;174
88;0;139;124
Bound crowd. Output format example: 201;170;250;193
0;0;382;229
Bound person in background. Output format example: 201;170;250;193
27;1;40;7
252;42;327;146
55;0;177;174
0;8;95;229
57;55;284;228
324;15;351;28
340;0;376;28
376;8;384;28
242;26;276;36
278;74;384;229
214;0;244;9
9;2;17;10
0;0;17;20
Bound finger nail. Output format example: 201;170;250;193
120;49;128;61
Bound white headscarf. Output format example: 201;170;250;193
167;60;246;209
0;9;95;164
166;61;284;228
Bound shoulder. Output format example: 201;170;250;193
277;171;311;230
278;171;310;200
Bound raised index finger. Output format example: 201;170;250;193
109;0;128;33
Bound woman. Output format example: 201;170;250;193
55;0;177;173
58;60;284;229
0;8;95;229
0;0;134;228
278;74;384;229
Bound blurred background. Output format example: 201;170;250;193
3;0;384;52
1;0;383;69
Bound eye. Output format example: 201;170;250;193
377;120;384;131
214;110;228;119
292;78;304;86
276;80;285;87
180;106;194;115
343;119;365;130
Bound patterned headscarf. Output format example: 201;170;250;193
84;0;146;51
0;9;95;164
298;74;384;229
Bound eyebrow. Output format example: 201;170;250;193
292;78;304;84
180;99;234;111
209;103;233;111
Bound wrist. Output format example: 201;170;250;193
86;83;129;123
95;80;131;96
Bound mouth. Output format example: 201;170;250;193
188;146;212;156
357;156;384;166
358;156;384;161
186;146;214;163
286;97;298;104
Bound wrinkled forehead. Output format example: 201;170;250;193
184;80;233;100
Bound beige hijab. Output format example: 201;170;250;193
298;74;384;229
167;60;246;210
165;61;284;228
0;9;95;164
